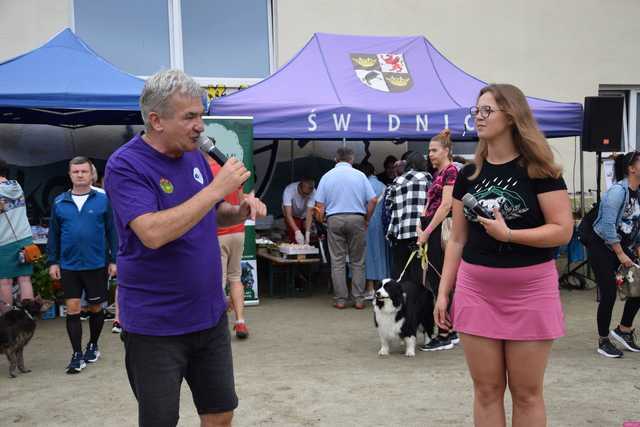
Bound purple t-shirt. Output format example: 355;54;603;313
104;133;224;336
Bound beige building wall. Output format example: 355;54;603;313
2;0;640;194
0;0;70;62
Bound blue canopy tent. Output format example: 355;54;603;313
0;28;144;128
209;33;583;140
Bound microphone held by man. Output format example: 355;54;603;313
198;133;265;221
198;134;229;166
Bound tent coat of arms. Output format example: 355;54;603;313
350;53;412;92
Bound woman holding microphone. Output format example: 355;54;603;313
434;84;573;427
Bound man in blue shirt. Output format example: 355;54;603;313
315;147;376;309
48;157;117;374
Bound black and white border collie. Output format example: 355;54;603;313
373;278;434;357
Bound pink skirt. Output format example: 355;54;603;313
451;260;565;341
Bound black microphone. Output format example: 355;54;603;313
462;193;494;220
198;134;250;187
198;134;228;166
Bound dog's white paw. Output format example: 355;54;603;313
403;336;416;357
378;348;390;357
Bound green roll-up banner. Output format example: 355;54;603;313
203;116;259;306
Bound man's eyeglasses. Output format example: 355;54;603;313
470;106;504;119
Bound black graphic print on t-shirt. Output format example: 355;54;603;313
453;157;567;268
619;188;640;250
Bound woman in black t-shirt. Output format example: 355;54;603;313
434;84;573;426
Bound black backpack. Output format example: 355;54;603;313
577;182;629;247
576;202;600;247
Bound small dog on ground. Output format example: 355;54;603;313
373;278;434;357
0;299;42;378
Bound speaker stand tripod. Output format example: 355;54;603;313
558;152;601;290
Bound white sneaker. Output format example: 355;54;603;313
364;290;375;301
111;321;122;334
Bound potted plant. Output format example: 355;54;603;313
30;255;61;318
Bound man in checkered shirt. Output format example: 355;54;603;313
385;152;432;281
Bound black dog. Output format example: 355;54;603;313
373;279;434;357
0;300;41;378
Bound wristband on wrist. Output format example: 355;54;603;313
425;225;434;235
506;228;512;243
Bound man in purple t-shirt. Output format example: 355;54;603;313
105;70;263;427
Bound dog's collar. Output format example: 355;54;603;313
2;303;34;320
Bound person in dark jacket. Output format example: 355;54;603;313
376;155;398;186
48;156;117;374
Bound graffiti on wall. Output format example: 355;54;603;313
206;84;249;103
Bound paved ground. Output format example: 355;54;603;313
1;285;639;426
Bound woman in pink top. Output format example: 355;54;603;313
417;129;458;351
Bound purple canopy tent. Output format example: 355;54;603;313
209;33;582;140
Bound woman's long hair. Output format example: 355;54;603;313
471;84;562;180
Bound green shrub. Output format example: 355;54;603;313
31;256;55;300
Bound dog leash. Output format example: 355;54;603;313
397;249;418;281
20;305;34;320
419;244;442;279
397;245;442;283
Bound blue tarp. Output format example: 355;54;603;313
0;28;144;127
210;33;583;140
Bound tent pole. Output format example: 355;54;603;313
579;136;585;217
290;140;294;182
69;128;77;156
595;152;602;205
